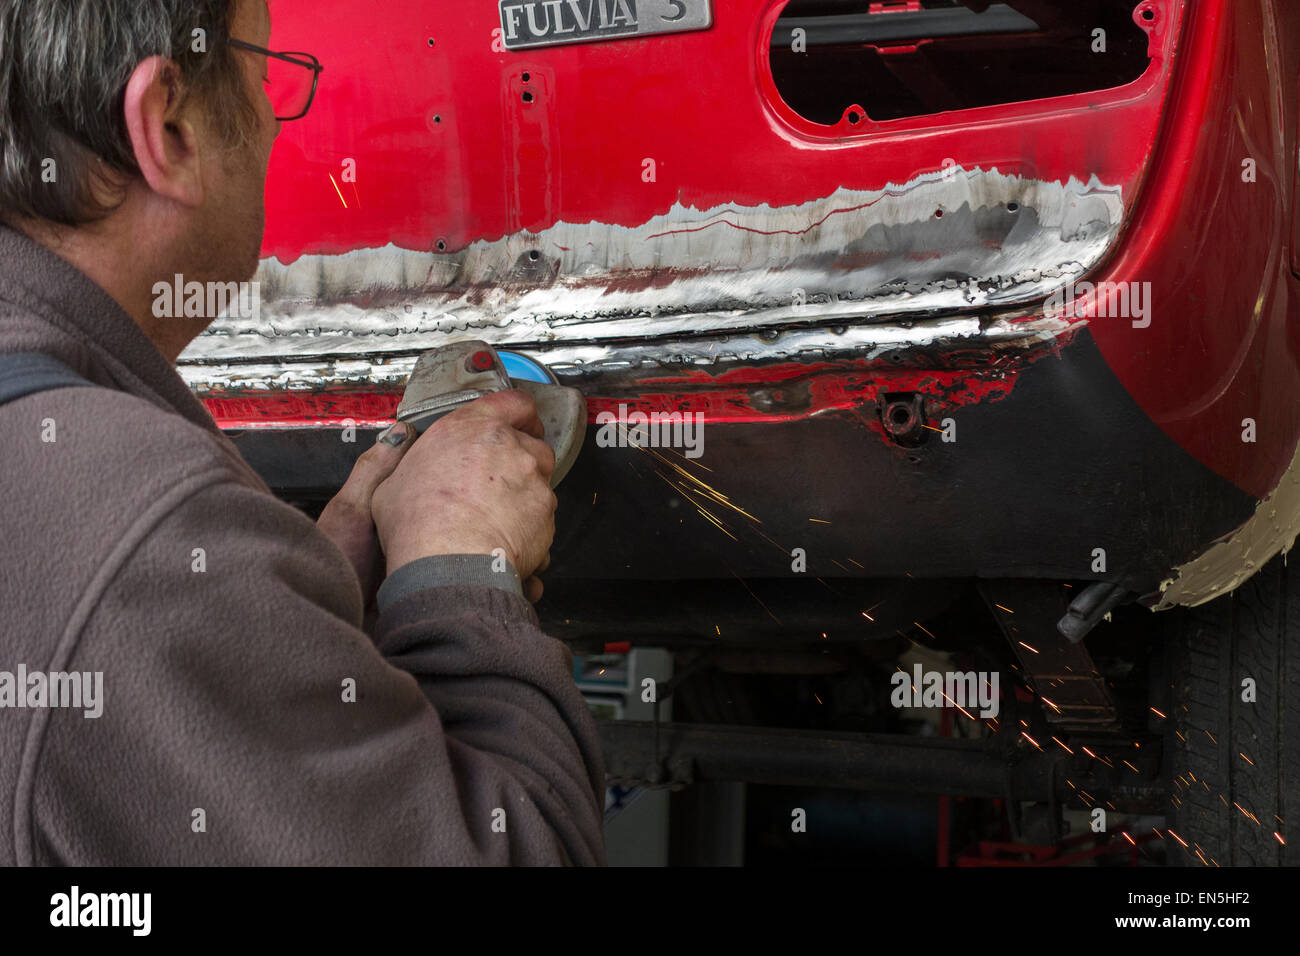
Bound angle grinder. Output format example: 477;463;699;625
394;340;586;488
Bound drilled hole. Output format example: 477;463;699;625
427;37;435;47
846;110;861;124
934;209;944;219
436;239;447;252
432;114;442;124
522;91;534;103
522;71;531;82
890;406;911;426
1141;8;1155;21
528;250;541;262
1007;201;1020;212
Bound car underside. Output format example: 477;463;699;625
182;0;1300;865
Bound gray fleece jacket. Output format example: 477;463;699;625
0;223;606;865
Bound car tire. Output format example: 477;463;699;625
1166;551;1299;866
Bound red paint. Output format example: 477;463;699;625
236;0;1300;502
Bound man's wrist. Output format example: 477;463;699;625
377;553;525;612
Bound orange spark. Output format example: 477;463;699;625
328;172;348;208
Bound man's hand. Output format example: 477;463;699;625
317;422;417;604
371;390;557;591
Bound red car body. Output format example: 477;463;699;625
184;0;1300;639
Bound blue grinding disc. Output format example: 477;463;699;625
498;350;558;385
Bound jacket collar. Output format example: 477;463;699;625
0;222;220;435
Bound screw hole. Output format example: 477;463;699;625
890;407;911;426
522;72;531;82
847;110;861;124
934;209;944;219
427;37;435;47
433;114;442;124
522;91;534;103
1141;8;1154;21
528;249;540;262
1007;201;1020;212
436;239;447;252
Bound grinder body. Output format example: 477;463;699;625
394;341;586;488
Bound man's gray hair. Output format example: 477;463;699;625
0;0;256;225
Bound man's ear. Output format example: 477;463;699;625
122;55;205;207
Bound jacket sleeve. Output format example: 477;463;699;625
27;472;607;865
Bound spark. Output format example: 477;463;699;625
1041;697;1062;714
1149;706;1166;719
328;172;348;208
1051;736;1073;754
994;604;1014;614
913;621;936;640
1240;752;1255;766
1021;732;1043;752
597;669;606;675
1017;641;1039;654
821;632;827;639
847;558;864;569
694;505;738;541
1276;832;1287;846
1168;829;1189;848
715;625;721;636
1194;847;1209;867
1175;730;1186;742
861;610;875;622
1122;760;1139;773
1121;832;1136;847
1204;730;1217;744
592;492;598;505
814;693;823;705
809;517;831;524
731;572;782;625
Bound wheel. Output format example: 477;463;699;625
1166;551;1300;865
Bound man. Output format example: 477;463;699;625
0;0;606;864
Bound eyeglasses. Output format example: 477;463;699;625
227;38;323;121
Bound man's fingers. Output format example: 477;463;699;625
333;422;416;511
461;388;545;440
514;430;556;480
524;576;544;604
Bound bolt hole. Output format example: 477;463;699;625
1141;8;1154;21
522;91;534;103
427;37;435;47
433;114;442;124
1007;201;1020;212
890;406;912;426
934;209;944;219
528;249;540;262
522;72;531;82
847;110;861;124
436;239;447;252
